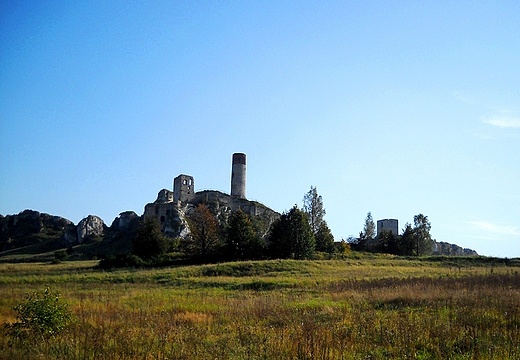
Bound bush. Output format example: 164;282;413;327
54;249;68;261
6;288;74;340
98;254;145;269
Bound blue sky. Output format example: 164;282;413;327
1;1;519;257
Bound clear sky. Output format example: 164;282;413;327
1;1;519;257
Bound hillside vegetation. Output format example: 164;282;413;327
1;255;519;359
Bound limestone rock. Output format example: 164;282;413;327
110;211;140;232
61;224;78;246
432;240;478;256
0;210;74;250
77;215;105;243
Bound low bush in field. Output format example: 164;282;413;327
98;254;145;269
5;288;74;340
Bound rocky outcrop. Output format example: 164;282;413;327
0;210;74;250
77;215;106;243
0;209;143;256
111;211;140;232
61;224;78;246
432;241;478;256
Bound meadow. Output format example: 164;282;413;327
0;255;519;359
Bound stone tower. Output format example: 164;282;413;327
377;219;399;236
173;174;194;203
231;153;246;199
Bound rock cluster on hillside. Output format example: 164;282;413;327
0;210;110;251
0;210;73;250
432;240;478;256
1;208;479;258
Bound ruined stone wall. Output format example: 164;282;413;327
191;190;277;219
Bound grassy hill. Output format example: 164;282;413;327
1;255;519;359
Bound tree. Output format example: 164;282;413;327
335;239;351;257
412;214;433;256
132;217;168;260
347;232;367;251
349;212;376;252
186;204;222;260
268;205;315;260
303;186;334;253
398;223;415;256
302;186;325;234
376;229;399;255
315;222;335;253
226;210;265;261
362;212;375;242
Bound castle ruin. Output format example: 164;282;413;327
143;153;279;238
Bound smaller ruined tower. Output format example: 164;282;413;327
173;174;194;203
377;219;399;236
231;153;246;199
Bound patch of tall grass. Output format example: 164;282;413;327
0;257;519;359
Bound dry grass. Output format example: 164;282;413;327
0;256;519;359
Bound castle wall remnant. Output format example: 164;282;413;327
377;219;398;236
174;174;194;203
231;153;246;199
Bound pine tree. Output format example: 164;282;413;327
315;222;335;253
268;205;315;259
226;210;265;260
132;217;168;260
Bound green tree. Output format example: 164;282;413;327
186;204;222;260
335;239;351;257
226;210;265;260
302;186;325;234
303;186;334;253
268;205;315;259
347;232;367;251
398;223;415;256
362;212;376;241
132;217;168;260
412;214;433;256
376;229;399;254
315;222;335;253
350;212;376;252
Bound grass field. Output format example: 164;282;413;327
1;255;519;359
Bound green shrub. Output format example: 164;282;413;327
54;249;68;261
6;287;74;340
98;253;145;269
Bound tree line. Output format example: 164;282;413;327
100;186;337;268
348;212;434;256
176;186;336;262
100;187;433;268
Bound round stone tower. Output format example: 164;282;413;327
231;153;246;199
